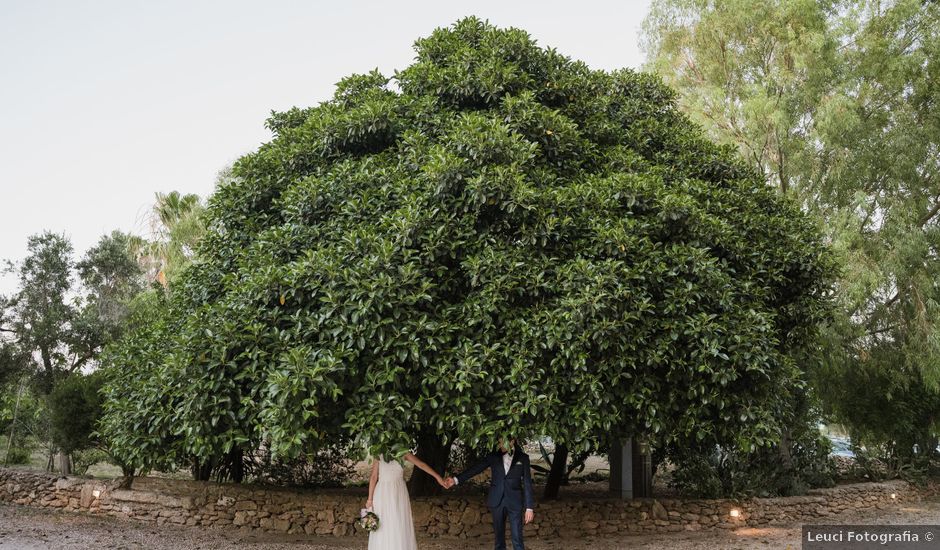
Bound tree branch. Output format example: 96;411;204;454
919;199;940;227
69;351;96;373
867;324;897;337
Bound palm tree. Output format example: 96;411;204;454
132;191;206;286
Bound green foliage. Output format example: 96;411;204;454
77;230;144;340
98;289;185;474
643;0;839;195
101;18;834;473
72;448;110;476
1;232;80;394
1;383;49;466
828;356;940;462
644;0;940;457
48;373;104;455
0;344;27;390
668;424;834;498
3;447;31;465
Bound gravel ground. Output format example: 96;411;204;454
2;496;939;550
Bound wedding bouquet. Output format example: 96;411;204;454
358;508;380;532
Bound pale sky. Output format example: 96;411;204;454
0;0;652;296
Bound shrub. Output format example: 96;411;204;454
72;448;110;476
249;441;355;487
48;372;103;455
3;446;31;465
668;420;834;498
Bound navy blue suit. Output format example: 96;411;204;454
456;447;535;550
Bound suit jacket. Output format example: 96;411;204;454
456;447;536;510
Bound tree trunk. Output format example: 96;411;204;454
407;433;451;497
778;428;794;472
543;444;568;500
4;382;23;465
193;457;214;481
120;464;136;479
229;448;244;483
56;451;71;475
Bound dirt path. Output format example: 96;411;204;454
2;497;939;549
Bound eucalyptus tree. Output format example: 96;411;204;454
644;0;940;458
101;18;833;493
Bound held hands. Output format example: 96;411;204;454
432;472;456;490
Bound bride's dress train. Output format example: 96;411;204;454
369;458;418;550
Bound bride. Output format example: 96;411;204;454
366;452;446;550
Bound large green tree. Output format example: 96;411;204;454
644;0;940;457
102;18;833;493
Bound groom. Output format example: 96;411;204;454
444;438;535;550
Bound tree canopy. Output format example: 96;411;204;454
101;18;834;475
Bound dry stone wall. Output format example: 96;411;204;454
0;467;914;540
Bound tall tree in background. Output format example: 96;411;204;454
0;231;141;471
133;191;206;286
77;231;144;344
644;0;839;196
644;0;940;457
0;296;28;388
0;233;84;394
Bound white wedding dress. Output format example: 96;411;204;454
369;457;418;550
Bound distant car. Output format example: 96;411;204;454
828;435;855;458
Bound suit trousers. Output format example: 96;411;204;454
490;503;525;550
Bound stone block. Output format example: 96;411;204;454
651;500;668;521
